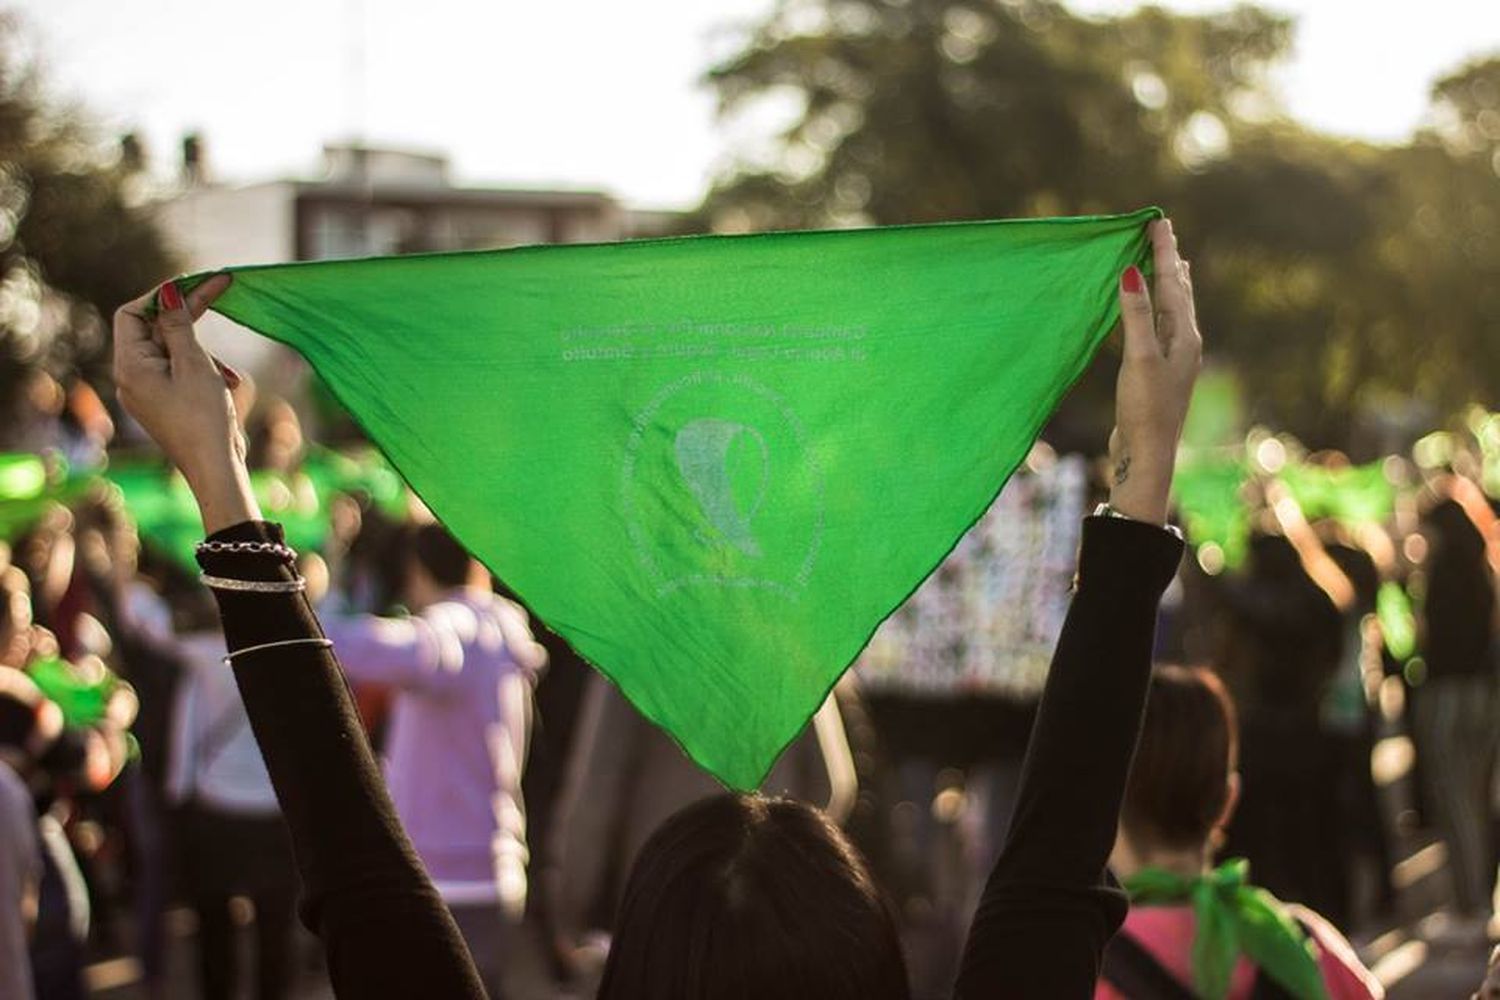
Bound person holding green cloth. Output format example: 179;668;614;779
1099;666;1382;1000
117;208;1210;999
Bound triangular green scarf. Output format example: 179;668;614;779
179;208;1157;788
1123;860;1330;1000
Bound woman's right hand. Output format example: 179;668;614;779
113;276;263;533
1107;218;1202;526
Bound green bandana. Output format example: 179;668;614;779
27;655;117;728
180;208;1157;788
0;453;89;541
1124;860;1330;1000
105;448;406;572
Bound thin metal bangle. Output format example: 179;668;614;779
199;574;306;594
223;637;333;664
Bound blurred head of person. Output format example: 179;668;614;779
0;565;38;668
23;369;66;422
1112;665;1240;876
340;498;412;614
404;523;487;610
598;792;909;1000
15;504;75;613
1244;530;1303;584
63;379;115;450
72;486;140;590
246;397;305;474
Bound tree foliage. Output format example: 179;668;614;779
0;13;177;435
703;0;1500;450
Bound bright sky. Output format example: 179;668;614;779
17;0;1500;208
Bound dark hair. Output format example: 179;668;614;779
598;793;910;1000
411;523;473;589
0;666;61;767
0;670;41;750
1426;498;1494;603
345;505;413;613
1121;666;1238;852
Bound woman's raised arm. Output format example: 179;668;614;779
113;278;486;999
955;219;1201;998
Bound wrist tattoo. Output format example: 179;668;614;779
1114;453;1131;487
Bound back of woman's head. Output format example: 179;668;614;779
598;792;909;1000
1121;666;1238;852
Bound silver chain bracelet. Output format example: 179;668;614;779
196;539;299;561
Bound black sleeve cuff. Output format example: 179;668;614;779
1076;515;1184;603
196;521;300;584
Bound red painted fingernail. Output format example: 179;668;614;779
214;359;243;389
1121;266;1145;294
159;281;184;311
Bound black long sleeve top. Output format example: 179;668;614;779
199;513;1181;999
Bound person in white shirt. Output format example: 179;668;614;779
167;619;299;1000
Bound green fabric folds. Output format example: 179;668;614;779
185;209;1158;788
1124;860;1330;1000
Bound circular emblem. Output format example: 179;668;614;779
621;372;825;599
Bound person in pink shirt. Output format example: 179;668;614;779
321;523;547;999
1097;665;1382;1000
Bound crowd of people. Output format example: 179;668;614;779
0;219;1496;1000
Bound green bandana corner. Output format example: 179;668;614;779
181;208;1159;789
1125;860;1331;1000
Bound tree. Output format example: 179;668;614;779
703;0;1290;229
702;0;1500;450
0;12;177;441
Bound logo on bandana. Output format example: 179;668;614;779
622;372;824;598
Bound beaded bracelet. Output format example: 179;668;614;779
199;574;306;594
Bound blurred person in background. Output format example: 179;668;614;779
1214;526;1347;924
1099;665;1381;1000
13;508;80;656
13;619;138;986
166;585;300;1000
246;398;306;477
1315;520;1397;922
0;666;63;1000
57;382;115;474
72;493;185;998
317;495;411;740
1415;486;1499;941
1;559;132;1000
321;521;547;998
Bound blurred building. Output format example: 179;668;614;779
156;142;684;270
151;142;687;379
